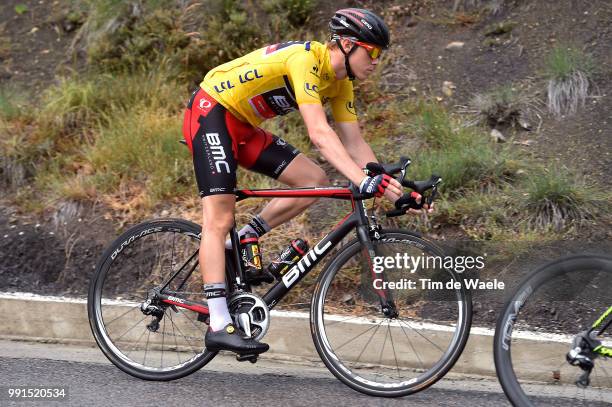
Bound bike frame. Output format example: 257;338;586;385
591;305;612;357
156;184;396;317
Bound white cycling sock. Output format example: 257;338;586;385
224;215;271;249
204;283;233;331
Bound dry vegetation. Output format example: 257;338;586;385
0;0;609;250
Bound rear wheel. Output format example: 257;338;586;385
311;230;472;397
88;218;217;381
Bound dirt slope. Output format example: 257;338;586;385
0;1;610;307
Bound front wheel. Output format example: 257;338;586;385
311;230;472;397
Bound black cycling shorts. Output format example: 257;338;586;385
182;88;300;197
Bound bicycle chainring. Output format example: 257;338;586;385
228;292;270;341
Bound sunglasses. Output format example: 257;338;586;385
353;41;383;59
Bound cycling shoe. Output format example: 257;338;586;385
205;323;269;354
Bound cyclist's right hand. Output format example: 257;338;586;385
359;174;393;198
404;191;435;214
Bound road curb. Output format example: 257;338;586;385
0;292;556;379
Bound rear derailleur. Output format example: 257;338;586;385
140;293;166;333
566;330;602;388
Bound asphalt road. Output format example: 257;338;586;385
0;340;606;407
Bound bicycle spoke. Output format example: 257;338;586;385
397;318;445;354
377;321;389;366
325;314;365;327
171;232;176;276
333;321;382;351
387;321;401;378
398;319;425;371
161;314;166;369
179;309;207;336
125;326;149;358
354;321;383;364
104;305;140;326
114;315;148;342
167;310;200;356
143;329;151;366
169;311;181;364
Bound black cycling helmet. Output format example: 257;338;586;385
329;8;390;49
329;8;390;81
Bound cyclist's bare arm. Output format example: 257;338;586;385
335;120;377;168
299;103;402;199
336;120;402;204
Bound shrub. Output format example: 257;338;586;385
411;136;518;195
78;0;319;82
467;84;540;129
38;66;185;143
410;102;455;148
543;45;594;117
452;0;508;15
522;167;598;231
81;108;192;202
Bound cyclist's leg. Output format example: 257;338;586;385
261;154;329;227
201;194;235;329
182;88;268;354
237;127;329;228
184;89;238;329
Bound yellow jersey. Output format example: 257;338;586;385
200;41;357;127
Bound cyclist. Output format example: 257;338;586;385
183;8;405;356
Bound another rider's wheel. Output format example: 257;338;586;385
311;230;472;397
88;219;216;381
493;255;612;406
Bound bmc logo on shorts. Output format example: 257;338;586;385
206;133;230;174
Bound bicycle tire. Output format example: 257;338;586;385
311;230;472;397
88;218;217;381
493;254;612;406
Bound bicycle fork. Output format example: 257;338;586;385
356;213;398;319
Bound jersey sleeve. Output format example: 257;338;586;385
286;50;323;106
330;79;357;123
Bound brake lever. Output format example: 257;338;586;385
399;156;411;186
426;185;439;206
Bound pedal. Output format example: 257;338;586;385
236;354;258;364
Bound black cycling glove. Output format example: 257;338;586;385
359;174;392;198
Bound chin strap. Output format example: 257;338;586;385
336;38;358;81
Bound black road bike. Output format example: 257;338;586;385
494;254;612;406
88;157;472;397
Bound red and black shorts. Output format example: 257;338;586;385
182;88;300;197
